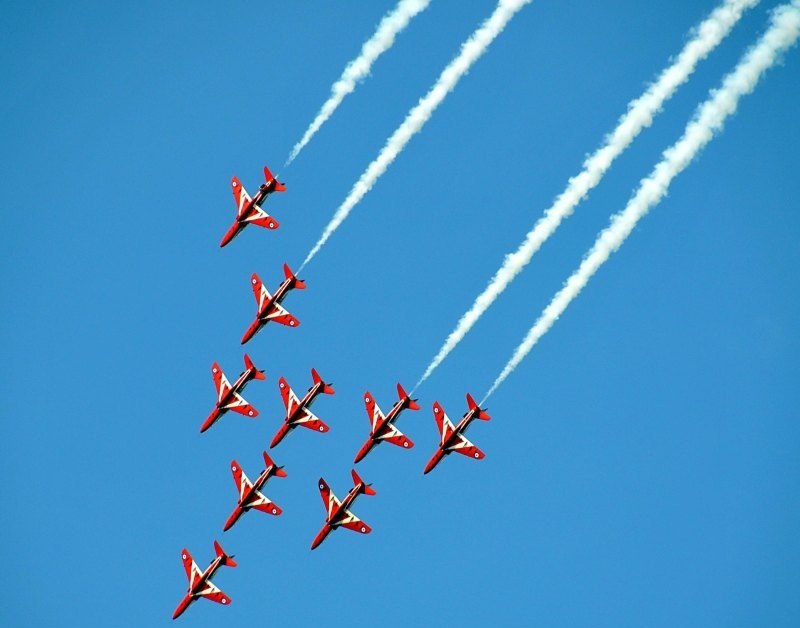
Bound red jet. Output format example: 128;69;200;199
201;354;266;433
270;368;334;448
423;393;491;474
354;383;420;463
172;540;237;620
311;469;376;550
241;264;306;344
224;451;287;531
220;165;286;247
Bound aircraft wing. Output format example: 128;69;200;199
222;392;258;417
250;273;272;311
230;461;252;501
264;301;299;327
379;423;413;449
197;580;230;605
231;176;251;219
293;406;330;433
432;402;456;445
318;478;341;518
447;433;485;460
212;363;232;402
363;392;385;432
278;378;301;414
244;204;279;230
181;549;203;588
338;509;372;534
246;490;281;515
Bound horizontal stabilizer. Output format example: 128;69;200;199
397;382;420;410
311;368;335;395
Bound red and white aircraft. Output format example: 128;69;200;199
224;451;287;531
200;354;266;433
423;393;491;474
241;263;306;344
220;165;286;247
311;469;376;550
354;383;420;463
172;540;237;620
270;368;334;448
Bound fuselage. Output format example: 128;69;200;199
423;408;480;474
270;382;324;448
354;398;411;462
201;367;257;432
241;277;297;344
310;485;362;549
223;467;276;531
172;557;223;619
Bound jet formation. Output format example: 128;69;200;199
173;164;496;618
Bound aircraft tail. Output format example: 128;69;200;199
262;451;288;477
244;354;267;380
351;468;377;496
213;540;238;568
466;392;491;421
264;165;287;192
283;263;306;289
397;383;420;410
311;368;335;395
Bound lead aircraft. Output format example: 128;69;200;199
241;263;306;344
200;354;266;433
172;540;237;620
270;368;334;448
220;165;286;247
224;451;287;531
311;469;376;550
423;393;491;474
354;383;420;463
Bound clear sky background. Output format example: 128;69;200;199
2;1;799;626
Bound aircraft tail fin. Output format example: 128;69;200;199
213;540;237;568
466;393;491;421
244;354;267;380
262;451;288;477
311;368;335;395
397;383;421;410
264;165;287;192
283;263;306;289
351;468;377;496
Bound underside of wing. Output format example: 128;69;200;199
212;364;232;402
231;176;250;219
181;549;203;588
264;301;298;327
379;423;413;449
337;510;371;534
198;581;231;606
364;392;385;432
293;407;329;433
244;204;279;230
223;392;258;417
230;461;252;501
246;490;281;515
448;433;485;460
317;478;340;518
278;378;300;413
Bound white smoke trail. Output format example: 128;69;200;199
286;0;432;166
415;0;759;391
300;0;532;271
483;0;800;401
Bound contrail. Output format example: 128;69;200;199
483;0;800;402
286;0;432;166
414;0;758;391
300;0;532;271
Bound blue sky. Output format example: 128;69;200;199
2;1;799;625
